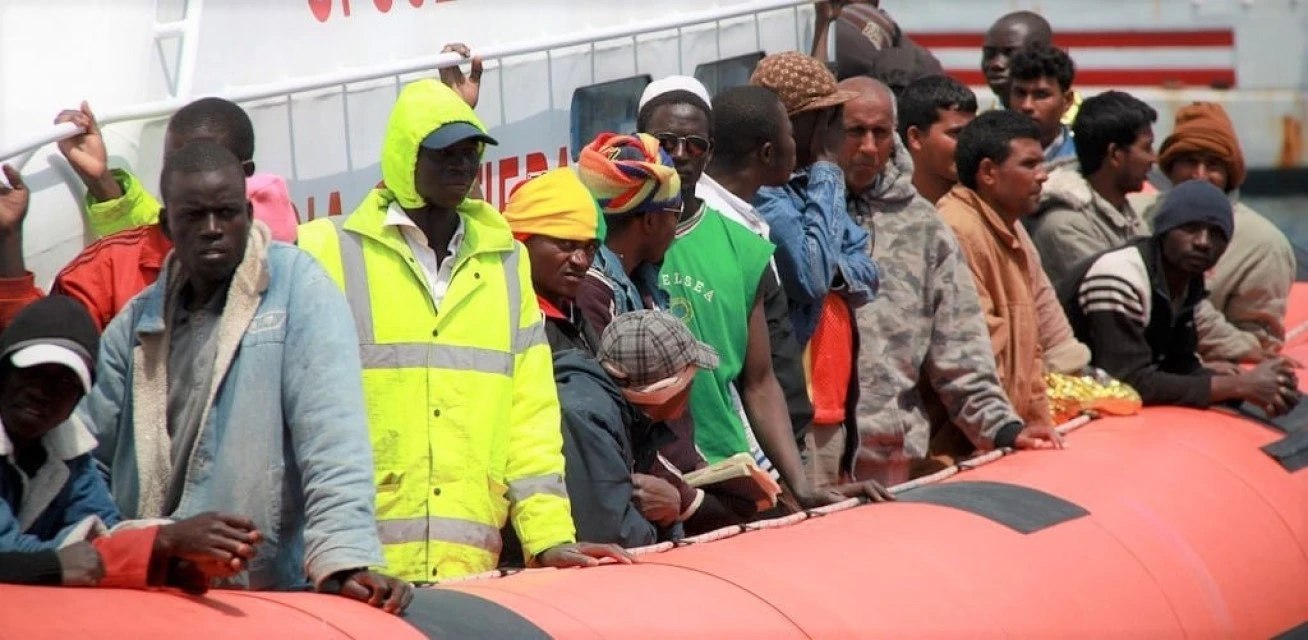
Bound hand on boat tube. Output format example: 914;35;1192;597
791;484;850;509
536;542;635;569
53;102;122;202
155;512;261;579
57;541;106;587
1241;358;1299;417
1013;423;1065;450
324;569;414;614
440;43;483;109
631;473;681;526
831;479;896;503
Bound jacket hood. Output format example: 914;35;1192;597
247;173;300;243
381;79;490;209
1038;164;1094;213
864;136;917;205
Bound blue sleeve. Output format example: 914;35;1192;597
77;304;135;468
836;213;879;307
0;500;64;552
57;455;122;529
753;166;844;306
280;253;384;586
0;458;116;553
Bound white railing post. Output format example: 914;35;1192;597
154;0;205;99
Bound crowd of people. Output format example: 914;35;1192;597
0;1;1301;615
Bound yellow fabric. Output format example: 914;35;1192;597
1061;90;1082;126
84;169;162;238
382;79;486;209
297;79;574;582
502;168;604;241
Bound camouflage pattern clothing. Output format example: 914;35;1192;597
847;141;1023;480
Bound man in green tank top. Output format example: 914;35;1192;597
636;78;885;509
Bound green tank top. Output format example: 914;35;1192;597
659;205;775;463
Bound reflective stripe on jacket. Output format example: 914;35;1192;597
298;79;573;582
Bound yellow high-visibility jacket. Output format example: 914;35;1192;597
298;79;574;582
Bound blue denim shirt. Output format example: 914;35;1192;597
78;238;384;591
754;161;880;344
592;245;669;316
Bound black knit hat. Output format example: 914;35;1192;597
0;296;99;392
1152;179;1235;241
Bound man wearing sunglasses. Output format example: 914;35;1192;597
635;77;853;510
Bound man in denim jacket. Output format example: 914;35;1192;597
77;141;410;611
751;52;880;346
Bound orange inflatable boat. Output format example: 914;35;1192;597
5;298;1308;639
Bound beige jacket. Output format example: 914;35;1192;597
1028;166;1149;288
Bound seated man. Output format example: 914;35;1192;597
1028;90;1157;286
576;133;682;334
79;141;409;608
502;168;604;355
1008;43;1078;167
0;297;275;596
1062;179;1300;415
1131;102;1296;363
936;111;1058;456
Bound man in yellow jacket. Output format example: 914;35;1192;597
299;79;630;582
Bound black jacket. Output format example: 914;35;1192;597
1059;237;1212;407
543;302;601;357
554;351;671;548
0;551;61;585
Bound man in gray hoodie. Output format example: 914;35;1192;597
838;77;1061;485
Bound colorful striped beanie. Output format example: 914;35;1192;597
576;132;681;216
503;168;606;242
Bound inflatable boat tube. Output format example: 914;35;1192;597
4;295;1308;639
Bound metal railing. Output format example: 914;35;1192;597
0;0;815;165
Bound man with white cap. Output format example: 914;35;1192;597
0;295;121;550
0;296;262;592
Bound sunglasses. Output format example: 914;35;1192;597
653;132;712;158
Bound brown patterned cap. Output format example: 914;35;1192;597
750;51;859;116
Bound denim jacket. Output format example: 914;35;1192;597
579;246;669;333
77;223;384;590
754;161;880;343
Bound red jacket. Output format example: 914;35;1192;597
52;224;171;331
0;225;169;332
0;272;44;331
90;526;159;589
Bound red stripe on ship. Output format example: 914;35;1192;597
911;29;1235;49
949;68;1236;88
